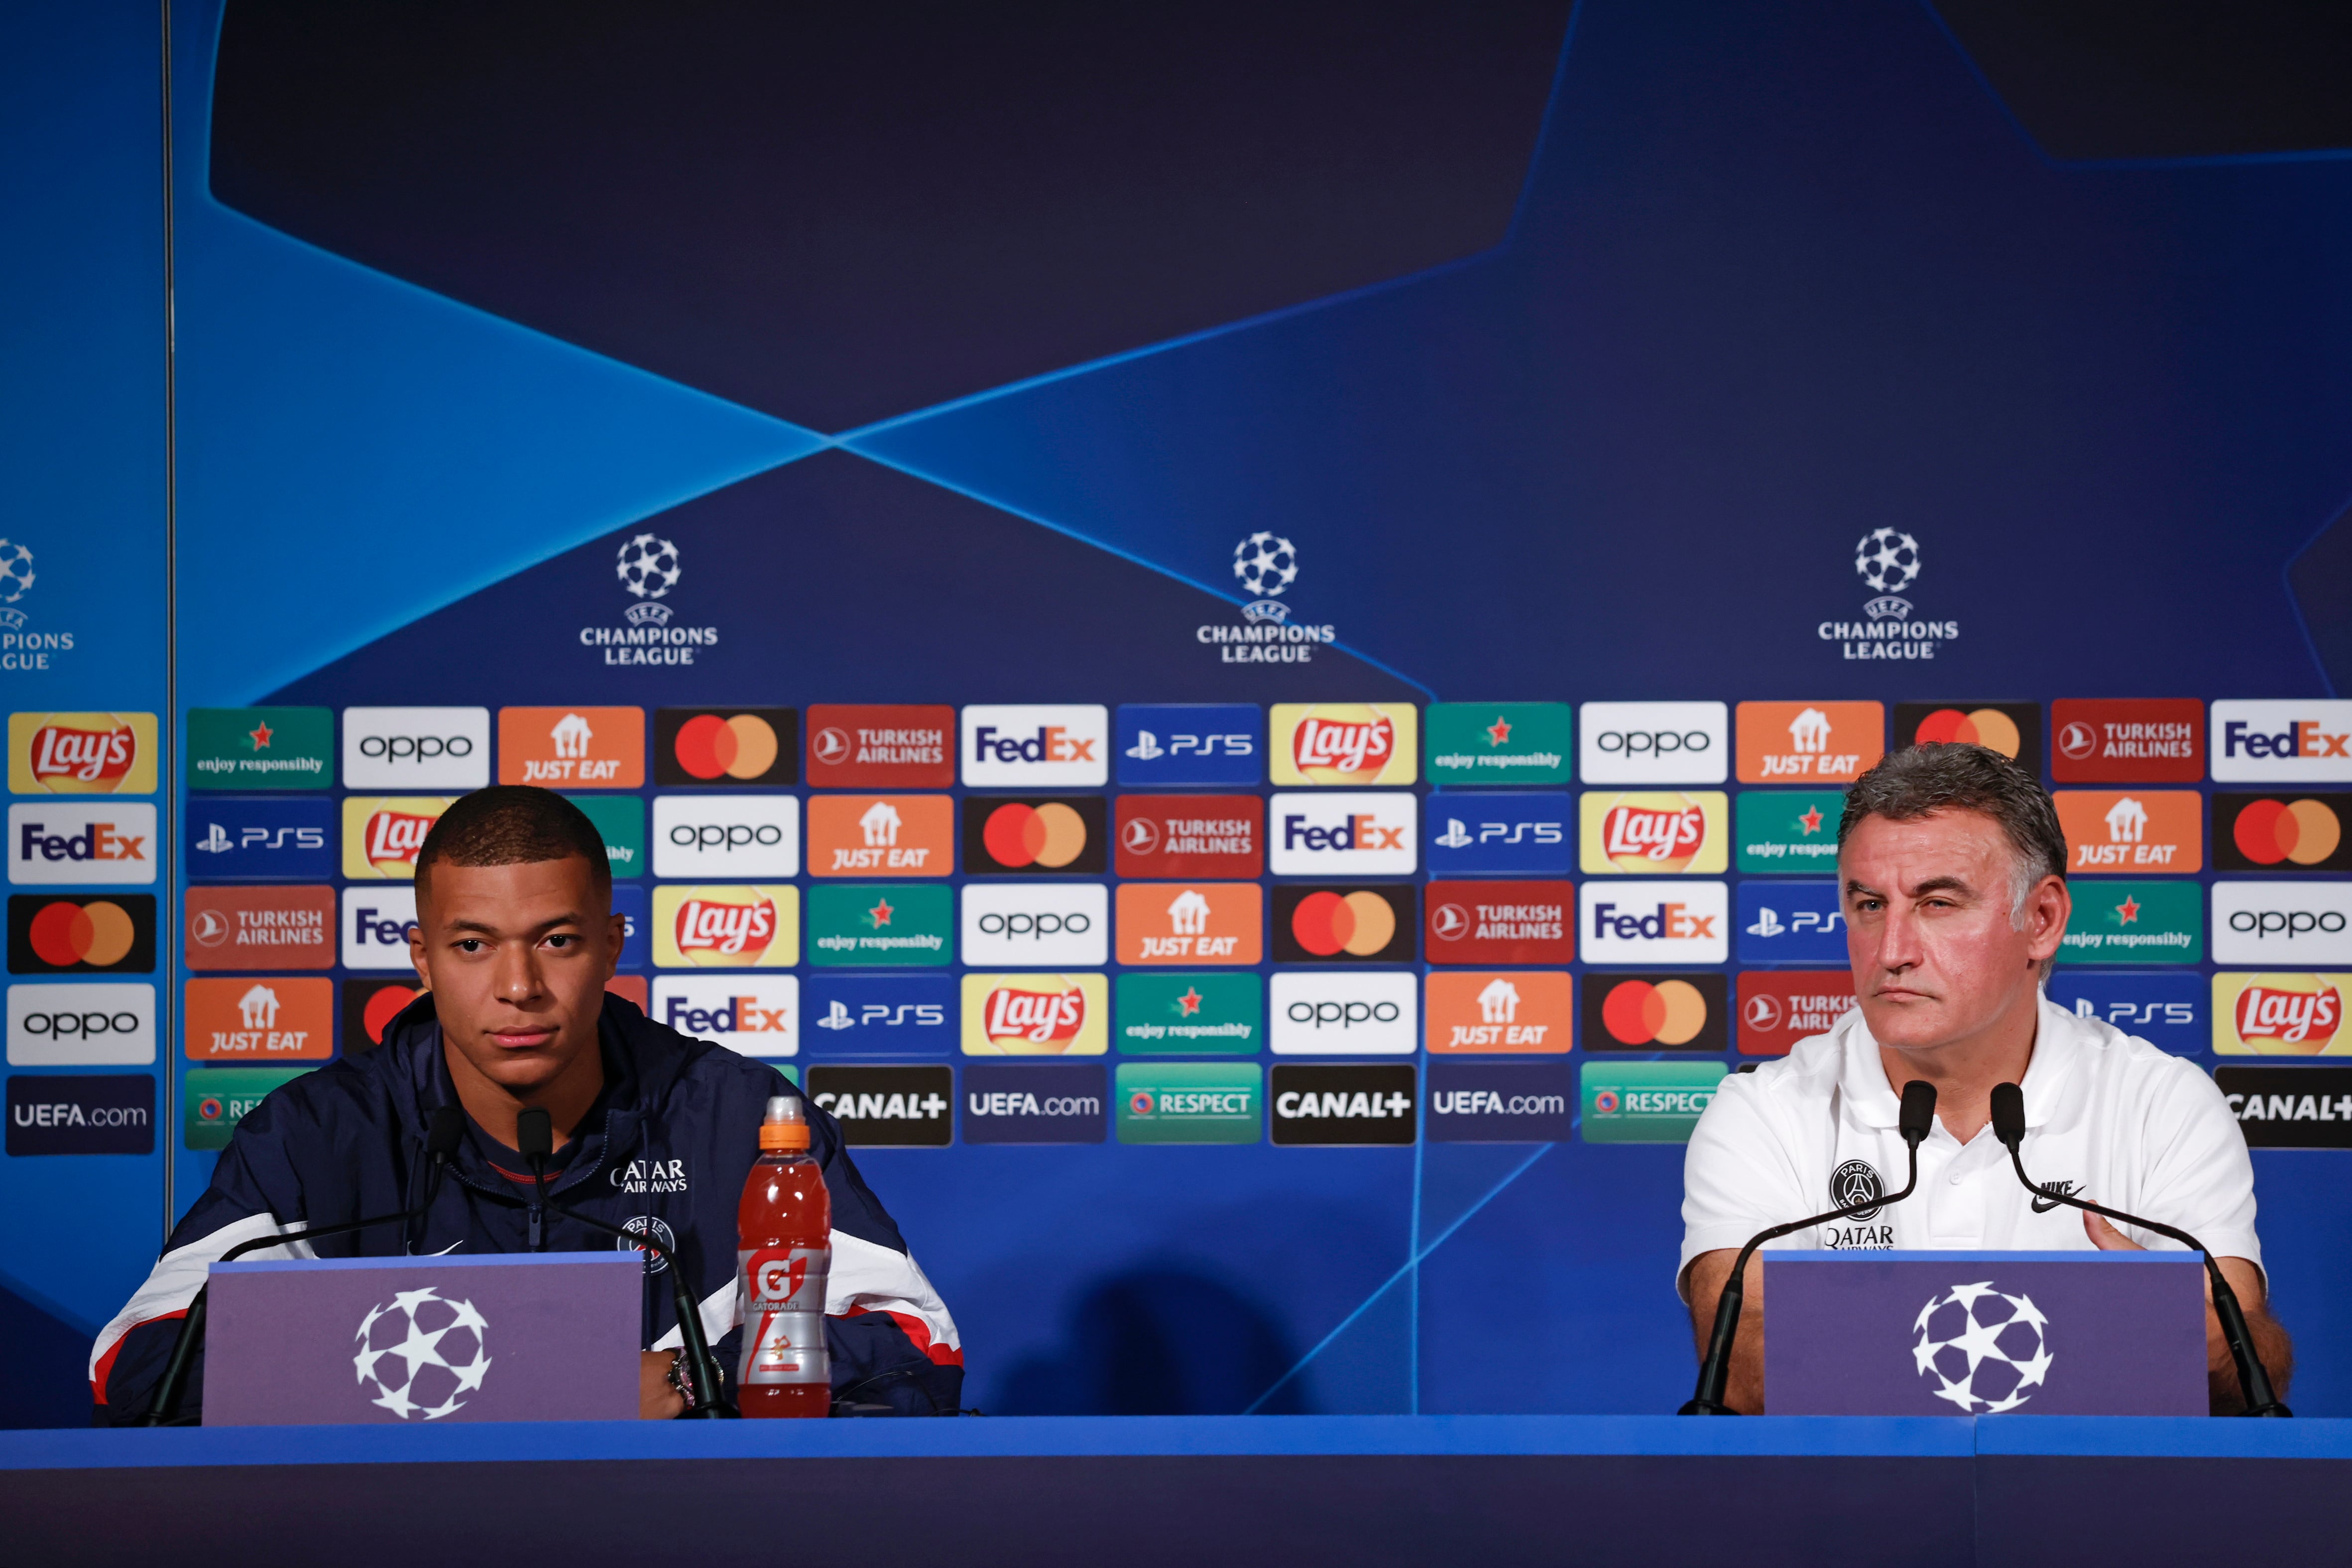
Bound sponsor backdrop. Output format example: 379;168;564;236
6;1;2352;1427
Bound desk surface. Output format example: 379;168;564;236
9;1415;2347;1568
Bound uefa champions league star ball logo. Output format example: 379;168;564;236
1855;528;1921;595
615;533;683;600
1232;532;1298;598
353;1287;492;1420
0;539;34;604
1911;1281;2052;1413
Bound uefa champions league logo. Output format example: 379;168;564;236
0;538;35;632
615;534;682;628
1854;528;1920;620
1912;1280;2052;1413
353;1287;492;1420
1232;533;1298;624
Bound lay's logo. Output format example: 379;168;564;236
1271;704;1418;786
960;972;1109;1056
653;885;799;968
2214;972;2348;1055
339;797;454;880
9;713;157;795
1578;792;1728;875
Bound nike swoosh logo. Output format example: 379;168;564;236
2030;1184;2079;1214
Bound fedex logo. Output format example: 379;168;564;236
653;976;798;1058
9;804;158;886
341;887;420;970
961;705;1109;786
1287;814;1405;852
1267;793;1416;876
1581;881;1727;964
2213;701;2352;783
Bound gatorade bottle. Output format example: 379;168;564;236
736;1094;832;1417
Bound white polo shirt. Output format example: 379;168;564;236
1677;996;2261;1297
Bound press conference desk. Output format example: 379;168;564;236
7;1415;2346;1566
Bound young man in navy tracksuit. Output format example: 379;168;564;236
96;786;961;1422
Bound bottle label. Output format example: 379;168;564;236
737;1245;831;1386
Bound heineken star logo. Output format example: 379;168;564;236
1485;715;1512;746
1176;987;1203;1017
864;896;895;929
2112;895;2141;925
247;720;274;750
1797;805;1824;835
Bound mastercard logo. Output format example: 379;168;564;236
27;899;138;967
1600;978;1710;1045
362;984;422;1046
672;713;781;781
2233;798;2342;867
1290;890;1398;957
982;802;1088;869
1912;707;2022;760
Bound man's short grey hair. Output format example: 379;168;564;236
1837;742;2067;923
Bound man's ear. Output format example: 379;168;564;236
409;872;433;989
2023;874;2070;970
603;911;625;983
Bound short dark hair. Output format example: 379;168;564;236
415;785;611;897
1838;742;2067;913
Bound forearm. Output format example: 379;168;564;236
2205;1258;2292;1415
1684;1248;1766;1415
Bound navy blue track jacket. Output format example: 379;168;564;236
94;994;962;1421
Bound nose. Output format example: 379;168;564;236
1863;900;1925;976
493;938;545;1004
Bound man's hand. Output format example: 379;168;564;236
1681;1249;1765;1414
640;1350;686;1419
2082;1210;2293;1414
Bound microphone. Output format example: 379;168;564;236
1681;1080;1938;1415
512;1104;737;1418
516;1106;556;1252
139;1104;468;1426
1990;1082;2289;1417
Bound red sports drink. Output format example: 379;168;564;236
736;1095;831;1417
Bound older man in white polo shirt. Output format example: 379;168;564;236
1679;742;2291;1414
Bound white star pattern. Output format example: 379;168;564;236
350;1286;492;1421
1912;1281;2054;1414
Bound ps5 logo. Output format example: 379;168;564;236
195;822;326;853
1435;818;1561;847
815;1001;947;1030
1125;730;1252;761
1746;907;1844;938
2073;998;2195;1028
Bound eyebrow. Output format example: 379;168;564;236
443;914;588;937
1844;875;1977;900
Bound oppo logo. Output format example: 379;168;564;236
667;822;786;851
1285;999;1402;1029
357;734;474;762
2228;909;2348;938
20;1008;141;1037
1597;730;1712;757
975;910;1092;939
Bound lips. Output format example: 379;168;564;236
488;1026;558;1050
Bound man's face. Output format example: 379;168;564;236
410;856;622;1097
1840;809;2069;1054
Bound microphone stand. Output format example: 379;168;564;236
1682;1081;1938;1415
1990;1084;2288;1418
139;1108;463;1427
517;1108;738;1419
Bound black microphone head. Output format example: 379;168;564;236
1989;1083;2027;1149
514;1106;554;1161
425;1104;465;1161
1898;1081;1937;1145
